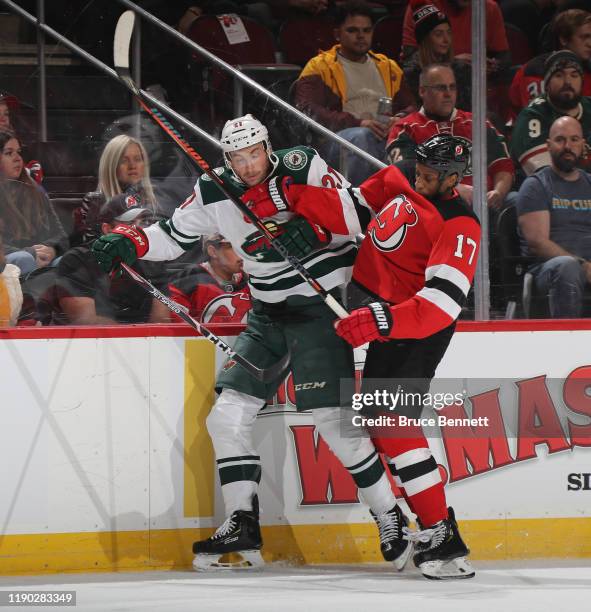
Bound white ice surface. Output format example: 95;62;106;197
0;561;589;612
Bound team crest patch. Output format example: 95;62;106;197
283;149;308;171
452;136;472;175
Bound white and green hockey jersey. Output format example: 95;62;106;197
142;146;358;303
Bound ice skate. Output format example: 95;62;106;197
409;507;475;580
192;496;263;571
371;504;413;571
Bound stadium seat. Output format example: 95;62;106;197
279;16;336;67
187;14;277;66
505;23;534;68
372;10;405;61
187;14;300;128
495;205;538;318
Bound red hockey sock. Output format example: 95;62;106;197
373;432;448;527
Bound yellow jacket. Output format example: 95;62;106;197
296;45;403;130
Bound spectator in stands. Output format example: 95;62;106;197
79;135;161;246
0;93;44;185
517;115;591;317
511;50;591;176
55;194;170;325
402;0;471;111
102;85;198;219
401;0;511;79
0;236;23;326
0;129;67;276
0;92;18;131
295;0;411;185
169;233;251;323
509;9;591;118
497;0;550;51
98;135;158;213
387;64;515;209
274;0;330;14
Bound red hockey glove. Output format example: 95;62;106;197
241;175;294;221
91;224;150;274
334;302;394;347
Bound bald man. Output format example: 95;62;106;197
517;116;591;317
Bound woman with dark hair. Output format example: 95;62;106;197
0;129;67;276
402;0;471;110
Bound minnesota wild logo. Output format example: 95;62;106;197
283;149;308;171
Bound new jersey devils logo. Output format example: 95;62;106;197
202;292;251;324
369;195;418;252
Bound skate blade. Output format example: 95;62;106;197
420;556;475;580
392;541;414;571
192;550;264;572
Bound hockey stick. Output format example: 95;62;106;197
120;263;289;382
113;10;349;320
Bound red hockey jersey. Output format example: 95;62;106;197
386;108;514;190
169;263;251;323
289;165;481;339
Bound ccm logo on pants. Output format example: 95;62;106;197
294;381;327;391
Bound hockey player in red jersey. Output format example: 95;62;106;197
241;134;480;579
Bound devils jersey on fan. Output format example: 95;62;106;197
169;262;251;323
288;165;481;338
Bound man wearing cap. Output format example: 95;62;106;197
508;9;591;119
55;194;169;325
169;233;251;323
511;50;591;176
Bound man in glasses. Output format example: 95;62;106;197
387;63;514;211
55;194;169;325
295;0;412;185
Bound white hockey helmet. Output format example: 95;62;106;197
220;114;277;181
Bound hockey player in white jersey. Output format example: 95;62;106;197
92;115;412;571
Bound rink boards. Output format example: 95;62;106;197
0;321;590;574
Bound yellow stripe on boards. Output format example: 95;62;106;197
183;339;216;518
0;518;590;575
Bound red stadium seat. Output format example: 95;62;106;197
186;14;300;138
187;14;277;65
279;16;337;67
372;12;405;61
505;23;534;67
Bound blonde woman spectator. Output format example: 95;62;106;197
97;134;157;211
0;129;67;276
78;134;160;246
